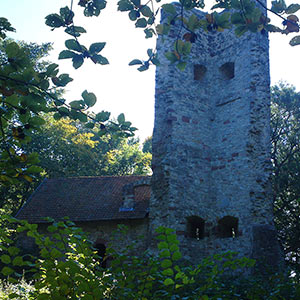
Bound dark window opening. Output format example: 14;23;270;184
219;62;234;80
194;65;207;81
217;216;238;238
95;243;107;268
187;216;205;239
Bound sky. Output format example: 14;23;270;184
1;0;300;141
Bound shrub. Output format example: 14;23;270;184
0;215;299;299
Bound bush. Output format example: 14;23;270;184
0;215;299;299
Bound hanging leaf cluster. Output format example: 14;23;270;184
45;6;109;69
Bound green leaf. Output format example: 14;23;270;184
72;54;84;69
65;26;86;37
163;278;174;286
172;251;182;261
82;90;97;107
182;42;192;55
129;10;139;21
159;249;170;258
231;12;244;25
165;52;178;63
132;0;140;6
53;113;61;120
118;113;125;124
158;241;168;250
4;94;18;106
65;39;82;52
289;35;300;46
162;4;176;15
286;3;300;14
46;63;59;76
40;79;50;90
169;244;179;252
69;100;85;109
91;54;109;65
6;42;19;58
129;59;143;66
89;42;106;54
7;247;20;256
26;166;43;173
187;14;199;30
12;256;23;266
235;25;248;37
59;50;76;59
162;268;174;276
29;116;46;126
118;0;134;11
50;248;62;259
85;122;95;129
47;225;57;233
147;48;153;57
271;0;287;14
137;64;149;71
265;24;282;33
140;6;153;17
151;57;160;66
45;14;64;28
135;18;148;28
95;111;110;122
161;259;172;268
1;266;13;276
176;61;187;71
76;112;88;122
156;226;165;234
144;28;154;38
0;254;11;264
58;73;73;86
60;6;74;23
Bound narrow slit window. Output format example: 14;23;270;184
187;216;205;239
219;62;234;80
194;65;207;81
217;216;238;238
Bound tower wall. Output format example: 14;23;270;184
150;6;282;266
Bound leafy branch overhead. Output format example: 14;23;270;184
0;38;136;187
45;6;109;69
44;0;300;72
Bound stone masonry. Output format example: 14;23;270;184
150;3;282;268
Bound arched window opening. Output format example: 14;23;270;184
219;62;234;80
95;243;107;268
186;216;205;240
217;216;238;238
194;65;207;81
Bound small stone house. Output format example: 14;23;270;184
16;176;151;257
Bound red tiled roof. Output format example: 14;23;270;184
16;176;151;223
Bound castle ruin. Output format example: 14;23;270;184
150;4;282;267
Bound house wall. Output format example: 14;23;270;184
76;219;149;253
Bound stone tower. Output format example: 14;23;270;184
150;5;282;267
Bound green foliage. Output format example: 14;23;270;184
0;36;137;209
142;136;152;154
0;18;15;40
271;82;300;276
0;217;298;299
42;1;300;72
0;115;151;212
21;117;151;178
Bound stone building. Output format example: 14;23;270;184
16;176;151;256
150;5;282;266
17;3;282;267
